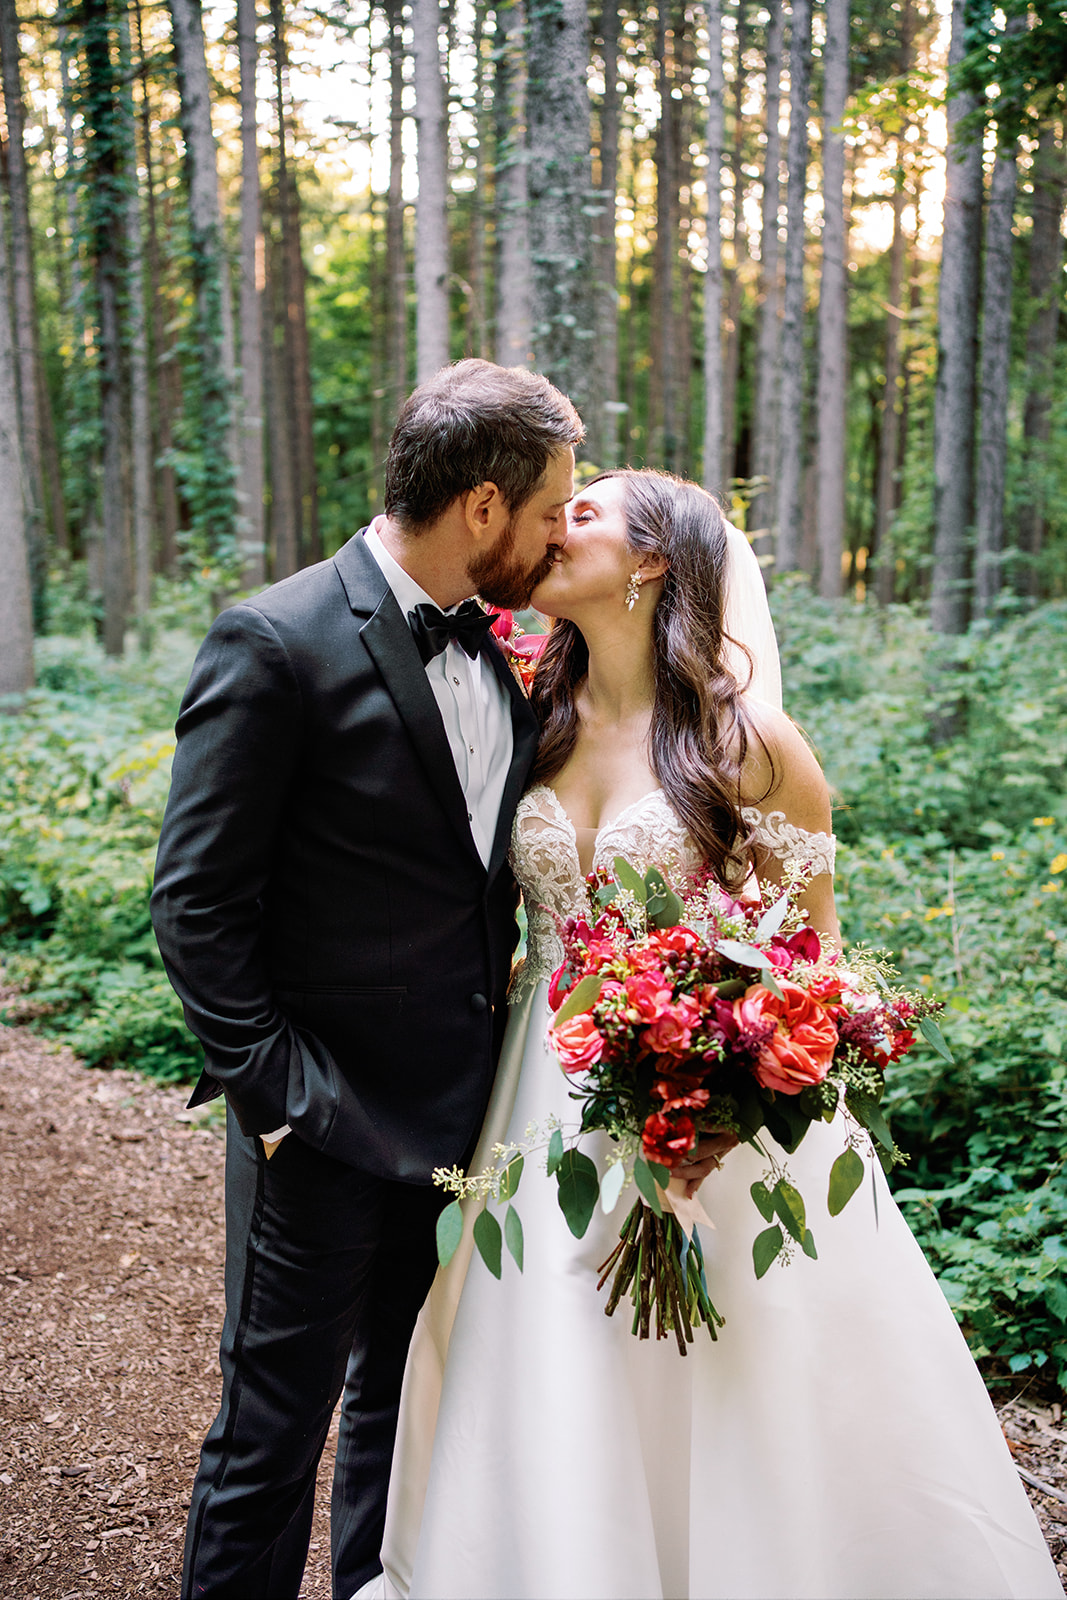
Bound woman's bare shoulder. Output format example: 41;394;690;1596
739;701;832;836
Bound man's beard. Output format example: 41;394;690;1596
468;518;556;611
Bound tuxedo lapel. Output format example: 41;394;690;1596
334;533;483;869
482;634;539;882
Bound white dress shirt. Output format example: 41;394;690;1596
262;526;514;1151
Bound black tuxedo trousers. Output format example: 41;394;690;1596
152;533;538;1598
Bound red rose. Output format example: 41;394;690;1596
552;1013;605;1074
642;1111;696;1166
641;994;701;1057
547;961;574;1012
745;980;838;1095
648;925;700;955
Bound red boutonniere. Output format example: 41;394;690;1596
486;607;548;695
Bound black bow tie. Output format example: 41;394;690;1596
408;599;495;665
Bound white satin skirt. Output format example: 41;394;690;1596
355;981;1063;1600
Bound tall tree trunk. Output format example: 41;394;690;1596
169;0;238;561
0;0;48;612
118;9;153;649
385;0;408;402
494;0;531;365
652;4;677;467
775;0;812;573
412;0;449;380
269;0;319;566
815;0;848;598
702;0;725;491
267;223;299;577
526;0;595;415
1017;126;1066;601
237;0;265;586
594;0;620;466
0;172;31;695
748;0;783;551
973;123;1019;618
132;0;180;574
930;0;983;636
81;0;129;655
722;0;748;486
674;11;695;476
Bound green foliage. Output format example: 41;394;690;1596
778;583;1067;1391
0;632;201;1085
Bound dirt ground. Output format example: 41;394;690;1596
1;1019;1066;1600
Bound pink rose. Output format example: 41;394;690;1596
641;994;701;1057
745;981;838;1095
552;1013;605;1074
624;972;673;1022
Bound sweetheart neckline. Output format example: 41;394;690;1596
523;782;668;847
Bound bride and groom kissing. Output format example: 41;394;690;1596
151;360;1062;1600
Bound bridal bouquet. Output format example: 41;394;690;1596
435;860;951;1356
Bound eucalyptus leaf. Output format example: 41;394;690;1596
546;1127;564;1176
644;867;684;928
504;1203;524;1272
760;966;785;1001
595;883;619;906
716;939;770;969
750;1181;776;1222
633;1155;664;1216
772;1178;806;1243
754;890;791;943
753;1224;784;1279
552;971;606;1027
435;1199;464;1268
716;977;747;999
612;856;648;902
472;1205;502;1279
827;1146;865;1216
919;1014;954;1063
499;1153;524;1201
556;1148;600;1238
647;1159;671;1189
801;1228;818;1260
600;1160;626;1214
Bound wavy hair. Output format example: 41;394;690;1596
531;470;768;890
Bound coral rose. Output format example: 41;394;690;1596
552;1013;605;1074
745;980;838;1095
624;972;673;1022
642;1111;696;1166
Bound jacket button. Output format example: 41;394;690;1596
470;992;488;1013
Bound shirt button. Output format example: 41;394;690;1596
467;811;473;821
469;745;475;754
453;676;460;685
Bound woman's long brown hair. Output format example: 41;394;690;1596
530;469;769;892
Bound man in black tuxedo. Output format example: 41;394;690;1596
151;359;583;1600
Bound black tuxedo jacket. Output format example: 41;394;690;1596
150;531;539;1182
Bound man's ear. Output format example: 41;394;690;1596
463;481;507;541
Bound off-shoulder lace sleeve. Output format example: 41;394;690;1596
741;807;836;877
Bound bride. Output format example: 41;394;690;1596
358;471;1062;1600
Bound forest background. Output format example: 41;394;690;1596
0;0;1065;1396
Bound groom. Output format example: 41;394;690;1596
151;359;583;1599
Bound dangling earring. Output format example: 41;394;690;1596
624;570;642;611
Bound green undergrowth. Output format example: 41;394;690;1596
1;585;1065;1390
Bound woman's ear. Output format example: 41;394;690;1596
638;552;670;583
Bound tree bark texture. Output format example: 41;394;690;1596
385;0;408;403
815;0;848;598
775;0;812;573
589;0;620;468
0;0;48;606
973;129;1018;618
0;170;32;695
494;0;531;366
269;0;319;567
412;0;450;381
118;8;154;648
722;0;748;487
169;0;238;558
930;0;983;636
652;4;677;468
749;0;783;550
702;0;725;493
526;0;596;415
1018;126;1066;600
237;0;265;586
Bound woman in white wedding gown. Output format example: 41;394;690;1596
360;472;1062;1600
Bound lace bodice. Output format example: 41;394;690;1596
509;784;835;999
